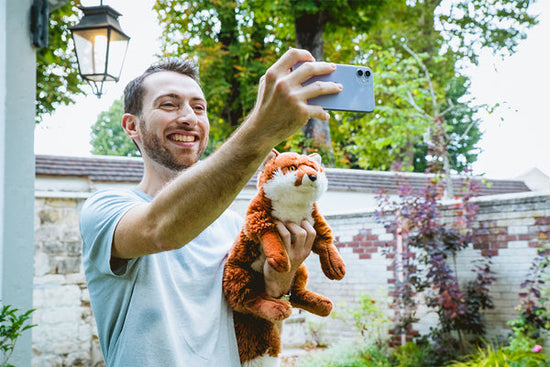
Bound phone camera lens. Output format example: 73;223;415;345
357;70;363;77
365;70;371;77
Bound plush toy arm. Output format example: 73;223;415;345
223;259;292;321
311;204;346;280
245;195;291;273
259;230;290;272
289;264;333;317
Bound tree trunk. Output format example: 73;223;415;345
217;3;243;129
295;11;333;164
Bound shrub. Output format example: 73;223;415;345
295;340;391;367
390;341;431;367
331;292;391;347
0;302;35;367
446;341;550;367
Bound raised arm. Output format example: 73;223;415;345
112;49;342;259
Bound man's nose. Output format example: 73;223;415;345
176;104;198;127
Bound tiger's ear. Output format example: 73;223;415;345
308;153;322;166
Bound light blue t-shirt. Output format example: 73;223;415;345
80;187;242;367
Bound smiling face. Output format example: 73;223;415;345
134;70;210;171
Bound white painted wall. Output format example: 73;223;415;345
0;1;36;365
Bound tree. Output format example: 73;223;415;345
36;1;86;123
90;97;140;157
151;0;536;171
287;0;389;154
154;0;288;153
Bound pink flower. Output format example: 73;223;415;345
532;345;543;353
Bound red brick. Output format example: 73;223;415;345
473;242;488;250
482;249;498;257
535;217;550;225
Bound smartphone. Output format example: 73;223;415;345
292;62;375;113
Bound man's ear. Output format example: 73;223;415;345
122;113;140;140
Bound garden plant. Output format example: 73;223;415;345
0;302;35;367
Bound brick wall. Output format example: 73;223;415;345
31;192;550;365
303;193;550;345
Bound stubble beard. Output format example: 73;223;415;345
138;118;206;173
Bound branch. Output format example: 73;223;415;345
402;42;439;116
440;98;457;116
406;91;432;121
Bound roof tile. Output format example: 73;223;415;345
35;155;531;196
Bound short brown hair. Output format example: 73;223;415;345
124;58;200;116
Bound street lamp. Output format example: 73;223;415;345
70;1;130;97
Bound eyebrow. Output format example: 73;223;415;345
153;93;207;107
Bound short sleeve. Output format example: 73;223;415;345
80;190;144;276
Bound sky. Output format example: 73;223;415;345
34;0;550;180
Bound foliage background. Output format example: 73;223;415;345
37;1;536;171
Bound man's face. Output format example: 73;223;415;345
136;71;209;171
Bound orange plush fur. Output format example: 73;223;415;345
223;151;346;366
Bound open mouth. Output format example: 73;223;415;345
168;133;197;143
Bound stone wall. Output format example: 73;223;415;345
31;191;550;365
33;195;104;367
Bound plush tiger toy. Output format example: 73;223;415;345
223;150;346;366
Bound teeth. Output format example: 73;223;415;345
171;135;195;142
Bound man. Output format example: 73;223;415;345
80;48;342;366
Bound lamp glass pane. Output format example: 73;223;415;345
73;28;109;80
106;30;129;81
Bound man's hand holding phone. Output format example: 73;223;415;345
292;62;375;113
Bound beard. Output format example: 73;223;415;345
138;119;206;172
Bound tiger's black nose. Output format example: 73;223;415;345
308;174;317;182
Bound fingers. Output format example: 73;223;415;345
300;219;316;253
286;60;342;121
270;48;315;75
289;60;335;85
275;220;316;260
264;219;317;298
249;48;343;141
275;220;291;249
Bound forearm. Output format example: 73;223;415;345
114;49;341;259
152;124;275;247
114;123;275;259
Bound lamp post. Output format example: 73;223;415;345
70;1;130;97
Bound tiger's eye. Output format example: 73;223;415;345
288;165;297;171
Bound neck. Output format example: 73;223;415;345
138;158;182;197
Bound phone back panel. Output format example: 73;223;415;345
299;64;375;113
